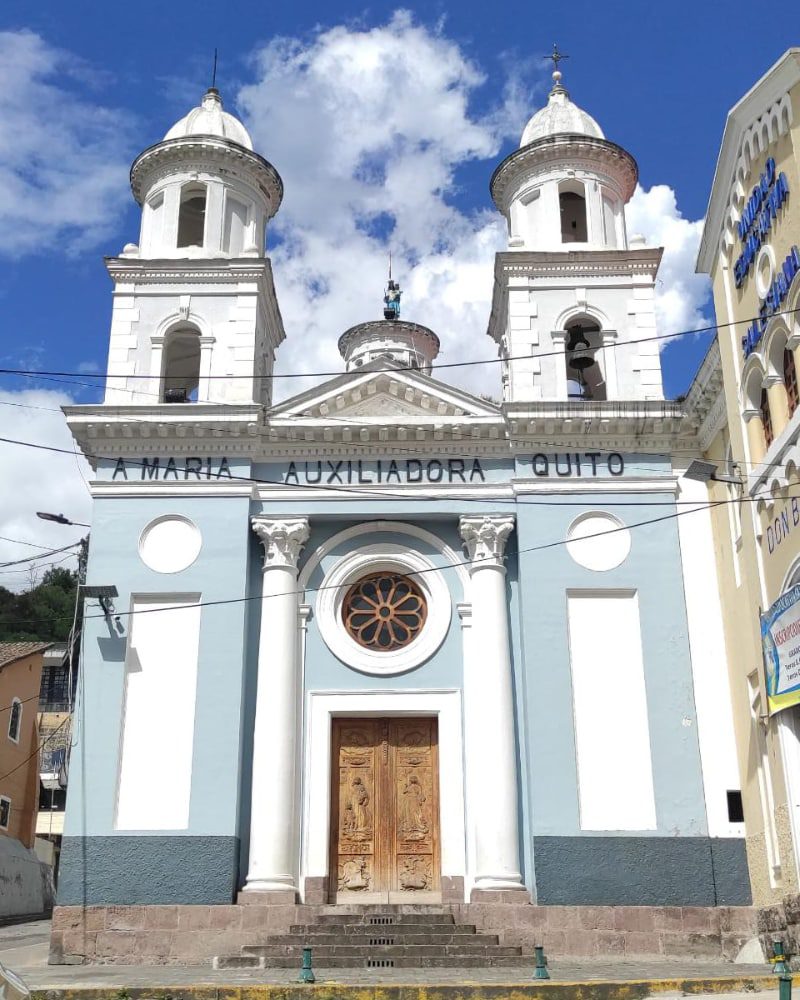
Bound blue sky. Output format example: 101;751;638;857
0;1;794;576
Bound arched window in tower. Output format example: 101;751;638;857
177;185;207;248
565;321;606;401
559;180;588;243
161;326;201;402
785;349;798;417
760;388;774;448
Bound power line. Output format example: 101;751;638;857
0;305;796;388
0;484;784;632
0;715;70;784
0;541;83;569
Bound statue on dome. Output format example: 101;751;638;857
384;278;402;320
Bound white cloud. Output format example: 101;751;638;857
627;184;711;344
0;30;132;256
238;16;708;399
0;390;91;593
237;12;520;400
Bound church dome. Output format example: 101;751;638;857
520;73;604;146
163;88;253;150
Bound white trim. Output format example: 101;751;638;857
0;795;10;830
7;698;22;744
298;520;469;594
301;689;466;900
91;482;254;498
315;544;451;676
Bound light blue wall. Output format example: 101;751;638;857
514;490;707;842
64;491;254;840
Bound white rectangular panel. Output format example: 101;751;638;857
567;591;657;830
116;595;201;830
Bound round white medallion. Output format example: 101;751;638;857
139;516;202;574
316;544;451;676
566;512;630;571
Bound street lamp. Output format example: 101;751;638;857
36;512;91;528
684;459;744;486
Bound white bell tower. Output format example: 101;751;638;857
103;87;285;407
488;58;664;403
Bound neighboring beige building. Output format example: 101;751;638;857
697;49;800;912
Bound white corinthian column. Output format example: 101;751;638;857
244;516;310;897
459;514;528;897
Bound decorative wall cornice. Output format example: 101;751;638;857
105;256;275;286
490;133;638;211
130;135;283;214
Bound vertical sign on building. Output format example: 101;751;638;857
762;585;800;714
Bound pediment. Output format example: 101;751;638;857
271;364;501;422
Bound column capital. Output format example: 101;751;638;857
459;515;515;571
251;516;310;571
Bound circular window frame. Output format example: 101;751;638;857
566;510;631;571
342;571;428;652
138;515;202;574
316;544;451;675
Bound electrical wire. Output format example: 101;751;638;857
0;484;787;632
0;715;70;784
0;304;796;392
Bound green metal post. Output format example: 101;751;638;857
298;946;315;983
780;974;792;1000
774;940;791;976
534;945;550;980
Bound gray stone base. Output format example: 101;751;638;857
49;901;757;965
56;836;240;906
533;836;751;906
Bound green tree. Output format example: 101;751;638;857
0;567;79;642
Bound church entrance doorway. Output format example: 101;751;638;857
329;717;440;903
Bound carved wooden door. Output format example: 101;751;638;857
330;717;440;903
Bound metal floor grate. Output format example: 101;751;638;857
366;958;395;968
367;916;395;925
368;937;395;946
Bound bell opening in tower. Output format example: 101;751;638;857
177;185;207;249
161;326;201;403
565;321;606;401
559;181;588;243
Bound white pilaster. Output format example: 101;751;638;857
459;514;527;896
244;515;310;896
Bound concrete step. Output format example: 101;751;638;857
314;912;457;925
287;923;478;936
269;932;497;946
245;944;523;958
255;955;531;968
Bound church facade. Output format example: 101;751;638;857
53;70;753;962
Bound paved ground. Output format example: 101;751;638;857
0;919;781;994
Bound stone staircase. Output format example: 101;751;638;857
217;906;527;969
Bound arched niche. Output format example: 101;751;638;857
177;184;207;249
161;325;201;402
558;179;587;243
564;318;606;401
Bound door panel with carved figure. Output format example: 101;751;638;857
330;717;440;903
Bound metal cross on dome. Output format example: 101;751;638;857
547;44;568;71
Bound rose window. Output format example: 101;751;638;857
342;572;427;651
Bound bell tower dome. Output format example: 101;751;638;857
487;54;664;403
102;88;286;407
